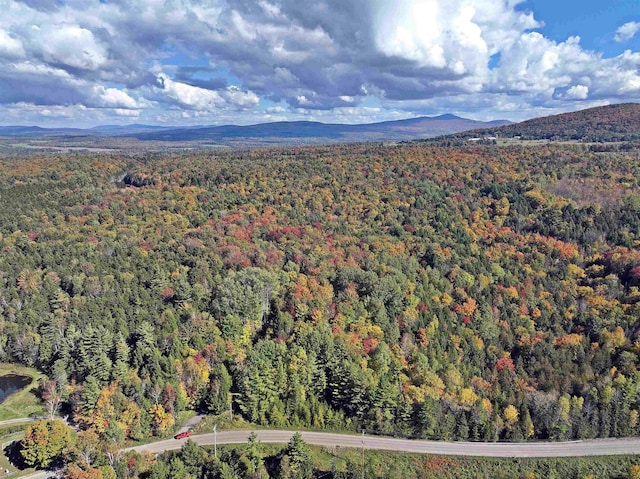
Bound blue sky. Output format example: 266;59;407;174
0;0;638;127
520;0;639;54
483;1;640;73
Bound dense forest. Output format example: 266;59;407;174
1;139;640;478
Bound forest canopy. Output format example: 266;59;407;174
0;141;639;456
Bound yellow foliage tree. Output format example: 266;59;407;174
553;333;583;348
459;388;478;408
65;466;104;479
149;404;174;434
503;405;519;428
176;353;210;404
88;384;118;434
601;326;626;349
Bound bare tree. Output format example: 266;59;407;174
149;383;163;406
42;380;63;420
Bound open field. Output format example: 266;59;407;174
0;365;45;422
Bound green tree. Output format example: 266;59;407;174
179;439;208;477
202;362;232;415
75;428;101;467
279;432;312;479
245;432;267;479
21;419;74;469
111;332;130;381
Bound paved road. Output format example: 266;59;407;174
19;473;54;479
20;430;640;478
0;418;33;427
128;430;640;458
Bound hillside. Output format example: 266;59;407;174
432;103;640;143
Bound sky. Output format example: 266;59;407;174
0;0;639;127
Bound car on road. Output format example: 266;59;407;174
174;431;191;440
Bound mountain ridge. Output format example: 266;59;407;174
0;114;510;146
127;115;510;144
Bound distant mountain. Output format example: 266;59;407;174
127;115;510;144
433;103;640;143
0;124;176;137
0;126;86;136
0;115;511;145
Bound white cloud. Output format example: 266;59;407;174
8;61;72;80
92;86;139;109
0;102;141;127
492;33;581;93
296;95;311;106
565;85;589;100
34;24;108;71
0;29;25;58
258;0;284;20
115;108;141;117
372;0;539;91
615;21;640;43
157;73;224;110
0;0;638;126
488;32;640;105
375;0;447;68
230;10;258;41
221;85;260;107
156;73;259;111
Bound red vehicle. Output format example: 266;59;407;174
174;431;191;440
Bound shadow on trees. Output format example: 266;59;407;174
3;440;27;470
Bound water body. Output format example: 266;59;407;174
0;374;32;403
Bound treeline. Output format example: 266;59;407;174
0;142;639;476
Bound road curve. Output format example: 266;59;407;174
128;430;640;458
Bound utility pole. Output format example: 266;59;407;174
361;430;365;479
214;424;217;458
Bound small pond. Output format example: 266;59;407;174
0;374;32;403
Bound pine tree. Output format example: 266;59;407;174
111;333;130;381
280;432;313;479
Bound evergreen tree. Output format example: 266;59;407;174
279;432;313;479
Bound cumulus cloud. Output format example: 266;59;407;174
490;33;640;105
91;86;139;109
615;21;640;43
0;29;25;58
0;0;639;126
375;1;484;73
157;74;225;110
155;73;259;111
564;85;589;100
34;24;108;71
